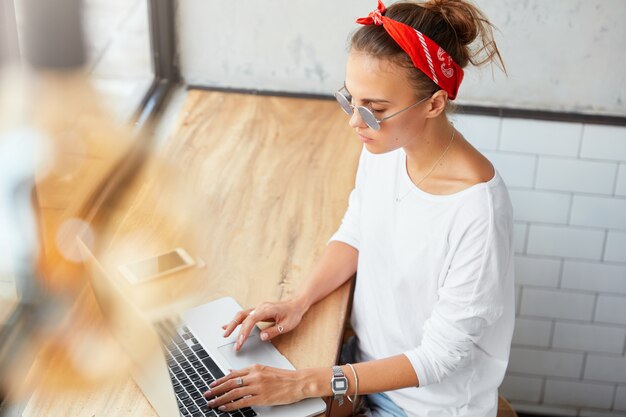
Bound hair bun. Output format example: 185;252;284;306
424;0;480;46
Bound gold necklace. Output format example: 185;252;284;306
395;124;456;203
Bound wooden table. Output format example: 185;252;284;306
23;90;362;416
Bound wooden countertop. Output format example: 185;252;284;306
23;90;362;416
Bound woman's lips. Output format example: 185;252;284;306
358;134;373;143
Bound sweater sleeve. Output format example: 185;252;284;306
327;146;367;251
403;189;512;387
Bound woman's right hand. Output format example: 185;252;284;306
222;297;309;351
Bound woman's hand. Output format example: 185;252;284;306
203;365;308;412
222;298;308;351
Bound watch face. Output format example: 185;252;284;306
333;377;348;392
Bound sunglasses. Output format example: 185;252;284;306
334;86;431;131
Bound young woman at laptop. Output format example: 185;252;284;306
205;1;514;416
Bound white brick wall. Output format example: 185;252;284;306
584;355;626;383
464;115;626;416
616;164;626;196
580;125;626;161
527;225;605;260
570;195;626;230
544;379;615;408
500;119;582;157
535;157;617;195
552;322;626;354
452;113;500;150
561;261;626;295
510;189;571;224
515;256;561;287
616;386;626;411
520;288;595;321
605;232;626;263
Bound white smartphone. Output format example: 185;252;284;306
118;248;195;284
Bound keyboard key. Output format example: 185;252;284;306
241;408;257;417
201;358;225;379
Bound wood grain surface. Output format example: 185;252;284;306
24;89;362;416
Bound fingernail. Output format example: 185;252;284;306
261;332;268;341
209;381;216;387
208;400;215;406
218;406;226;411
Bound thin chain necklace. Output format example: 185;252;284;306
396;124;456;203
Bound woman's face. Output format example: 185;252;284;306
344;51;430;154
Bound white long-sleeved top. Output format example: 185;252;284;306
329;146;515;417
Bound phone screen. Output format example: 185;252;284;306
124;250;191;281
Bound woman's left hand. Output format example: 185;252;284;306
203;364;307;412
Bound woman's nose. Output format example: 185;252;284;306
348;107;367;129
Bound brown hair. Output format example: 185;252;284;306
350;0;506;103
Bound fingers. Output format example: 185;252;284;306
206;386;254;410
206;368;247;394
235;305;276;351
222;308;254;338
210;394;255;412
258;321;288;342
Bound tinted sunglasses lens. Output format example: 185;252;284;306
335;92;353;116
358;107;380;131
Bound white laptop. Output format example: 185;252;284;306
79;241;327;417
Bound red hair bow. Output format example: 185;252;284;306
356;0;464;100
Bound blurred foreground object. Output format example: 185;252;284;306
0;0;170;406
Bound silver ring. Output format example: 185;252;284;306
236;376;244;386
277;324;284;334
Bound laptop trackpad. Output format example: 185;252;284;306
218;337;288;371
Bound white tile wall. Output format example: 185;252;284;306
616;385;626;411
509;189;571;224
570;195;626;230
512;317;553;347
616;164;626;196
595;295;626;326
605;232;626;263
500;374;544;402
544;379;615;408
527;224;605;260
460;115;626;416
507;347;585;378
552;322;626;354
515;256;561;287
451;113;500;150
584;355;626;383
579;410;626;417
520;287;596;321
500;119;582;157
483;151;536;188
578;408;626;417
510;402;578;416
513;222;528;254
581;125;626;161
561;261;626;295
535;157;617;195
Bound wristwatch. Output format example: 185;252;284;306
330;365;349;406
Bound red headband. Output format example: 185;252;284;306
356;0;464;100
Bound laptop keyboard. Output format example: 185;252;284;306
163;326;257;417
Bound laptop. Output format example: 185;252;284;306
79;241;327;417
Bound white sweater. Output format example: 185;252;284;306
329;146;515;417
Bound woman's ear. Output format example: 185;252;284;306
425;90;448;118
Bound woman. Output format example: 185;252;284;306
204;0;515;416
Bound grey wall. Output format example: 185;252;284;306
177;0;626;116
